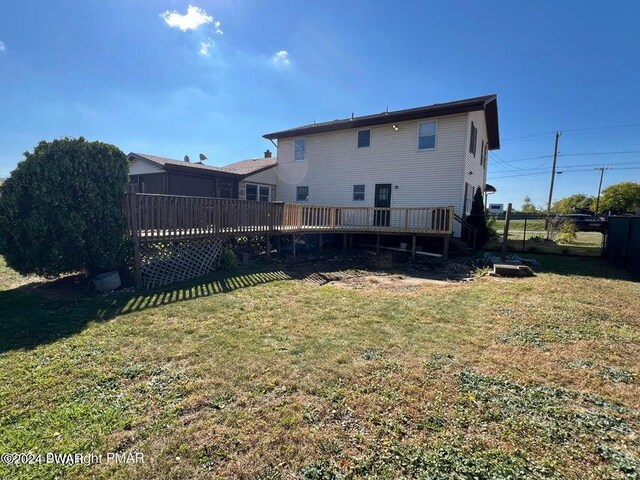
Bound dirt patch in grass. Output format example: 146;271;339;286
326;272;460;291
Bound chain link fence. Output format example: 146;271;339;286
485;213;606;257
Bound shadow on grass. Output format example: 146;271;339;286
1;253;634;355
0;264;310;355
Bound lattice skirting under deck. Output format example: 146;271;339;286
138;237;226;289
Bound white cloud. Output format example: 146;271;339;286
199;39;215;56
160;5;223;34
271;50;291;67
0;42;5;52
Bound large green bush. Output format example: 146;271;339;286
0;137;130;277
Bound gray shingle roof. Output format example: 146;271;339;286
220;157;277;176
129;153;229;173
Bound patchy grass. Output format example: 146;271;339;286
0;254;639;479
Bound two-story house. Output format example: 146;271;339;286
263;95;499;236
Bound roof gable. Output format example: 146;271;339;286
220;157;277;176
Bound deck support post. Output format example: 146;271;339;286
411;235;417;261
265;234;271;263
443;236;450;259
343;234;348;251
127;186;143;290
292;234;296;258
277;235;282;253
318;234;323;252
376;235;380;255
349;234;354;250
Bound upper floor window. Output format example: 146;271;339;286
469;121;478;156
480;140;485;167
353;184;365;201
357;130;371;148
296;186;309;201
294;138;306;161
418;121;437;150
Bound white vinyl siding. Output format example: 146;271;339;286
276;112;470;235
463;111;489;208
129;157;164;175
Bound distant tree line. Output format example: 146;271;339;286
514;182;640;215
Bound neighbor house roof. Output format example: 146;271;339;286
220;157;277;176
263;94;500;149
128;153;240;178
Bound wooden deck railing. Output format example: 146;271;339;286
125;192;453;242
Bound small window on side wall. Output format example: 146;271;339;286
357;130;371;148
469;122;478;156
418;121;436;150
480;140;485;166
296;186;309;201
353;184;365;201
294;138;306;161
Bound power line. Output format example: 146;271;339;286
489;150;640;166
562;123;640;133
488;159;640;174
489;165;640;180
501;123;640;142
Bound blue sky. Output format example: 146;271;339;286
1;0;639;207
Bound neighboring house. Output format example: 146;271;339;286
263;94;500;233
220;150;277;202
128;153;240;198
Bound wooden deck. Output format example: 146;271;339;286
125;193;454;242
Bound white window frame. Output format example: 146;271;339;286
246;183;271;202
417;120;437;151
356;129;371;149
296;186;309;202
294;138;306;161
353;184;366;201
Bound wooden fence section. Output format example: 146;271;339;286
125;192;454;242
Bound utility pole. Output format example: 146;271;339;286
545;131;562;238
545;131;562;215
594;167;611;215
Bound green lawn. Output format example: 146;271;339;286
1;255;639;479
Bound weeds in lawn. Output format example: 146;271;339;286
0;254;639;479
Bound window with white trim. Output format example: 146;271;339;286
469;121;478;156
294;138;306;161
480;140;485;166
357;130;371;148
353;184;365;201
418;121;436;150
246;184;271;202
296;186;309;201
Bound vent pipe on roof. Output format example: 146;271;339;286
264;150;272;158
